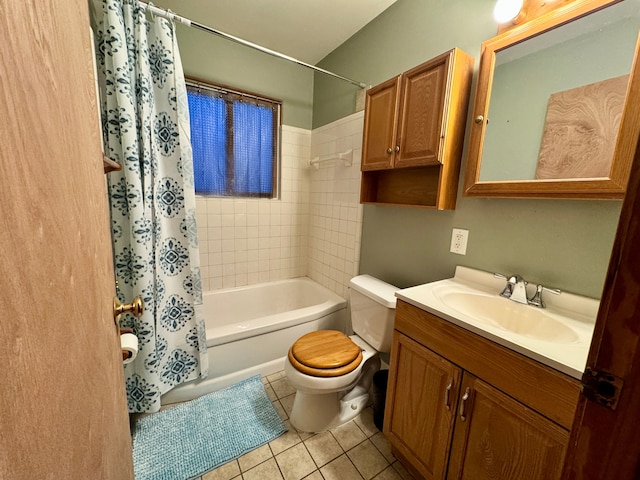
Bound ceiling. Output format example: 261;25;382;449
155;0;398;65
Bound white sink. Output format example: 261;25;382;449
395;266;599;379
437;291;580;343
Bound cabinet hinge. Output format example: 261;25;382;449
581;367;623;410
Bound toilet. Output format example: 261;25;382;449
285;275;398;432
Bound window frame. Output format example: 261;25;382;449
186;77;282;199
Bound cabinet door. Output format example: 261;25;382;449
448;374;569;480
385;332;462;480
362;75;401;171
395;54;450;168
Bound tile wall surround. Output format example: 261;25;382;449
195;111;365;299
307;111;364;299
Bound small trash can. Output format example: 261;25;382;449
372;369;389;431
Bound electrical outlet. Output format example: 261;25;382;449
450;228;469;255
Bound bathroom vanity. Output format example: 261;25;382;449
383;267;596;480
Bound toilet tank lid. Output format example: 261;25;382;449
349;275;398;308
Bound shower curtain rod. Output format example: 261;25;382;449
139;2;368;89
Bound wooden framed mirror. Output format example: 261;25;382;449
464;0;640;199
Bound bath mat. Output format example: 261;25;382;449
132;375;287;480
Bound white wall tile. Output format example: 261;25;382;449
193;112;364;298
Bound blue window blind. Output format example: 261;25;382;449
234;102;274;195
188;91;227;195
186;83;280;198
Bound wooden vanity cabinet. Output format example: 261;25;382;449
448;374;568;480
386;332;461;479
360;48;473;209
384;300;581;480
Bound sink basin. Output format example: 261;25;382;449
438;292;580;343
395;266;599;378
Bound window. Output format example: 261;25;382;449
186;80;281;198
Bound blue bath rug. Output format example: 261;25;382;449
132;375;287;480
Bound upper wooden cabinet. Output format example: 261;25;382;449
361;76;402;171
360;48;474;209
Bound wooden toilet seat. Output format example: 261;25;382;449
288;330;363;377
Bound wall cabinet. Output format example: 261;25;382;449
360;48;473;209
384;300;581;479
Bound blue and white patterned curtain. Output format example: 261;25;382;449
92;0;208;413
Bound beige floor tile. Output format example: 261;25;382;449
202;460;241;480
370;432;395;463
275;443;317;480
279;393;295;419
390;460;416;479
320;454;364;480
270;420;302;455
271;377;296;399
273;400;288;421
331;419;367;451
353;407;379;438
347;439;390;480
267;371;286;383
302;472;324;480
304;431;344;467
243;458;284;480
373;465;403;480
296;427;315;441
238;444;273;472
264;383;277;401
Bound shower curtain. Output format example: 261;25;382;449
92;0;207;413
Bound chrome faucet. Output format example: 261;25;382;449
496;274;529;304
528;283;561;308
494;273;561;307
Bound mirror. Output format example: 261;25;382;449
464;0;640;198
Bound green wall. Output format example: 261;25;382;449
314;0;623;298
159;1;314;129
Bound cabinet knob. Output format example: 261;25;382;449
474;115;484;124
386;147;393;154
395;145;400;153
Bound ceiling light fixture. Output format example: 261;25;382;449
493;0;525;24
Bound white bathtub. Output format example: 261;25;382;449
161;277;347;404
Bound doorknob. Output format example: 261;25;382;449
113;296;144;324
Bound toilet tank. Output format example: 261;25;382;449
349;275;398;352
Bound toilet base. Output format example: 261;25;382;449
289;390;369;433
288;356;381;433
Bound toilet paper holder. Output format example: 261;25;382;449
113;296;144;325
119;327;135;361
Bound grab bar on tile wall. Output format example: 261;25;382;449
309;149;353;169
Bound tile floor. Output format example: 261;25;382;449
192;371;415;480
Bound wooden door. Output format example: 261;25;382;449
361;76;401;171
0;2;133;478
395;54;449;169
558;20;640;479
384;332;462;480
561;88;640;479
448;374;568;480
